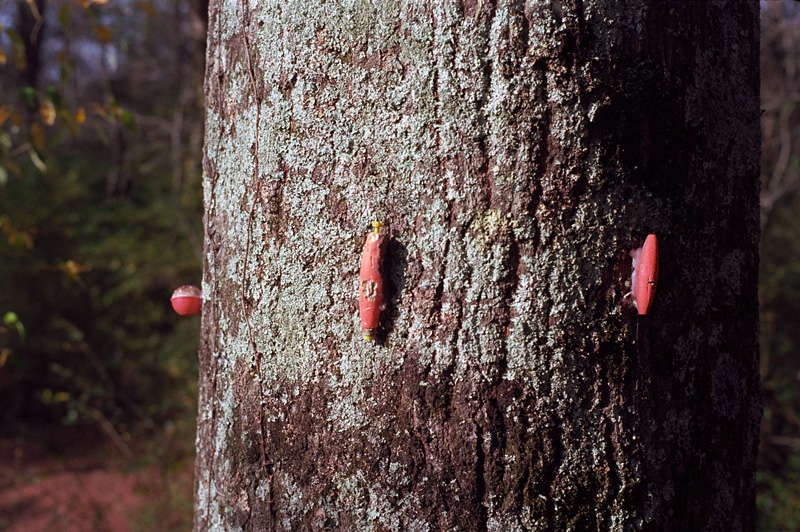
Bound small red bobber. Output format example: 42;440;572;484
171;285;202;316
630;234;658;315
359;221;388;340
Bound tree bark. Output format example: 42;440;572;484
195;1;760;530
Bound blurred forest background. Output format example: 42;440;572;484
0;0;798;530
0;0;205;528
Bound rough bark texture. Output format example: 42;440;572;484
195;1;760;530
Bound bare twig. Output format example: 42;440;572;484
89;407;133;461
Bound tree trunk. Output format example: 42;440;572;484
195;1;761;530
16;0;45;90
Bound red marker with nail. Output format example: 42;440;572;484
630;234;658;316
359;221;388;341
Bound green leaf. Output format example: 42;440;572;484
0;132;11;152
65;408;79;425
3;312;18;326
6;29;26;69
19;86;36;108
5;29;24;48
3;312;24;339
120;109;135;130
46;86;63;109
0;164;7;186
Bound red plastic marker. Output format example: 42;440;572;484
630;234;658;315
359;221;388;340
171;285;202;316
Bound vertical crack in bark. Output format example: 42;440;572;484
598;340;623;523
477;1;494;211
238;0;260;361
410;398;430;486
486;394;507;528
537;80;554;213
237;9;269;525
483;0;498;25
513;0;529;52
545;418;563;522
512;392;532;514
429;238;450;326
498;234;521;362
432;66;442;156
475;422;488;532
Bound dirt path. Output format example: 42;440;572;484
0;432;192;532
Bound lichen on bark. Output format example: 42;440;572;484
196;1;761;530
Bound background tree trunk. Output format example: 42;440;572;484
16;0;45;90
195;1;760;530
